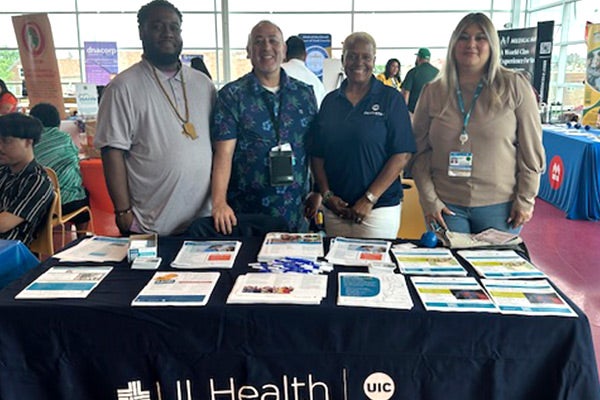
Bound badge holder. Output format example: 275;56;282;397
269;144;294;186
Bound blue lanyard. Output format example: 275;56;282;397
456;81;484;145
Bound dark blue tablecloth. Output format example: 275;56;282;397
538;126;600;220
0;236;598;400
0;240;39;289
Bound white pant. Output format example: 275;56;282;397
323;204;401;239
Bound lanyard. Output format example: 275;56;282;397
456;81;484;145
262;89;283;147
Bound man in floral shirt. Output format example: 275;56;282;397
211;20;319;233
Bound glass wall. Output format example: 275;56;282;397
0;0;597;110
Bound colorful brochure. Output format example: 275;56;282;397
257;232;324;262
132;272;220;306
325;237;392;266
391;247;467;276
16;266;113;299
458;250;546;279
171;240;242;269
337;273;413;309
410;276;498;313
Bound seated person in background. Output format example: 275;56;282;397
0;113;54;245
376;58;402;91
30;103;91;236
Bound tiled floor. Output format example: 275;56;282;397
520;199;600;377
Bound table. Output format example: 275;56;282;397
0;240;39;289
79;158;120;236
0;237;598;400
538;126;600;220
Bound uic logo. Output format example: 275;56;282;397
363;372;395;400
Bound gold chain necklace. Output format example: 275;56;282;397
151;64;197;139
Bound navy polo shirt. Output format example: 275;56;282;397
311;77;416;207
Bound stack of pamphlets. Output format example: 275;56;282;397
325;237;392;266
410;276;498;313
438;228;523;249
257;232;324;262
337;273;413;309
226;273;328;305
54;236;129;262
457;250;546;279
481;279;577;317
131;272;220;307
171;240;242;269
391;247;467;276
15;266;113;299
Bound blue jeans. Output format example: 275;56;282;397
443;201;522;235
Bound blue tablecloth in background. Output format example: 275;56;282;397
0;240;39;289
538;126;600;220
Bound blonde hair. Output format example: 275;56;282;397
438;12;513;111
342;32;377;57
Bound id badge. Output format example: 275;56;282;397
448;151;473;177
269;143;295;186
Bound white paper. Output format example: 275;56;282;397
171;240;242;269
15;266;113;299
132;272;220;307
257;232;324;262
458;250;546;279
227;273;328;305
325;237;392;266
482;279;577;317
54;236;129;262
391;247;467;276
410;276;498;313
337;273;413;309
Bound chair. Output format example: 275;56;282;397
44;167;95;248
29;192;59;258
397;178;427;239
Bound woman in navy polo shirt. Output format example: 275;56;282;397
310;32;416;239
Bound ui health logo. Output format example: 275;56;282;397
549;155;564;190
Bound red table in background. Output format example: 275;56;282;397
79;158;120;237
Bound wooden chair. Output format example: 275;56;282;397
44;167;95;248
29;192;59;258
397;178;427;239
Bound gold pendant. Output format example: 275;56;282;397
183;122;197;139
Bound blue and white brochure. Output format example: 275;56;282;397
482;279;577;317
411;276;498;313
338;273;413;309
132;272;220;307
16;266;113;299
391;247;467;276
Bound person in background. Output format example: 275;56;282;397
0;79;18;116
211;20;319;234
411;13;545;235
376;58;402;91
401;47;439;114
30;103;91;236
94;0;216;235
311;32;416;239
282;35;326;108
0;113;54;245
190;56;212;80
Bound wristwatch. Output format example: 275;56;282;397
365;191;378;204
322;190;334;204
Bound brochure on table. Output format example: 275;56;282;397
337;273;413;309
326;237;392;266
257;232;324;262
410;276;498;313
171;240;242;269
131;272;220;307
54;236;129;262
227;273;328;305
482;279;577;317
458;249;545;279
15;266;113;299
438;228;523;249
391;247;467;276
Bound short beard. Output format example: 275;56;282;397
143;44;182;67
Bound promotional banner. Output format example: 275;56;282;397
75;83;98;117
12;13;65;118
582;23;600;127
299;33;331;81
499;21;554;103
84;41;118;86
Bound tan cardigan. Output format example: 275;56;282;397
411;72;545;215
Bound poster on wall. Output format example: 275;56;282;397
498;21;554;104
84;42;118;86
582;23;600;127
299;34;331;81
12;13;65;118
